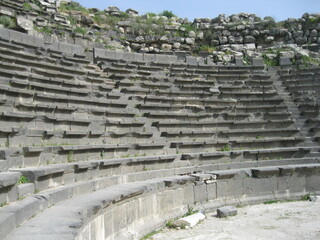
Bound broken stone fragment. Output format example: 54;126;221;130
217;206;238;218
173;212;206;228
126;8;139;16
17;16;34;31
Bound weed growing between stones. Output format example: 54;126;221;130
263;193;313;204
182;206;199;217
100;150;105;159
18;176;29;184
165;220;176;229
67;151;74;163
140;229;162;240
0;202;8;208
220;144;231;151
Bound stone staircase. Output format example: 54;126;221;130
273;67;320;157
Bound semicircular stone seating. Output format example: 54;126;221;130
0;28;319;240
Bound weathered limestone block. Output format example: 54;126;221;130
219;36;228;44
244;35;255;43
17;16;34;32
185;37;195;45
172;42;181;49
188;31;196;38
173;212;206;228
295;36;307;45
265;36;275;42
217;206;238;218
161;43;172;51
310;29;318;37
126;8;139;17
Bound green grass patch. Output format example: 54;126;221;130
59;1;88;14
197;45;217;53
220;144;231;152
264;194;313;204
0;16;16;29
93;13;106;25
23;2;33;11
180;24;196;33
263;200;279;204
67;16;78;25
300;55;320;67
262;54;279;67
74;26;88;35
146;12;158;17
140;229;162;240
67;151;74;163
34;26;52;34
165;220;176;229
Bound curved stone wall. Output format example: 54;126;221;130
75;164;320;240
7;164;318;240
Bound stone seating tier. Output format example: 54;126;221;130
0;28;319;240
2;163;320;240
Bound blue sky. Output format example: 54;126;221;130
76;0;320;21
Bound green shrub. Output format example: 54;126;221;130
304;16;320;29
159;10;177;19
301;194;311;201
146;12;158;17
105;15;121;26
180;24;196;33
119;12;130;19
262;53;279;66
0;16;16;29
263;17;277;30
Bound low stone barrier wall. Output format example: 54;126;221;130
74;165;320;240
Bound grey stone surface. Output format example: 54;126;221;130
252;58;264;66
280;57;292;66
0;172;20;188
217;206;238;218
18;183;35;198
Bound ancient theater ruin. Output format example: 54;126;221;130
0;0;319;239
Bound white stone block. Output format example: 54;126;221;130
173;212;206;228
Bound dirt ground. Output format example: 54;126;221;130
150;200;320;240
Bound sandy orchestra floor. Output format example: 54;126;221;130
150;200;320;240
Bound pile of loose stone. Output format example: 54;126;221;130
0;0;319;65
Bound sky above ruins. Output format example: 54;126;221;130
76;0;320;21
